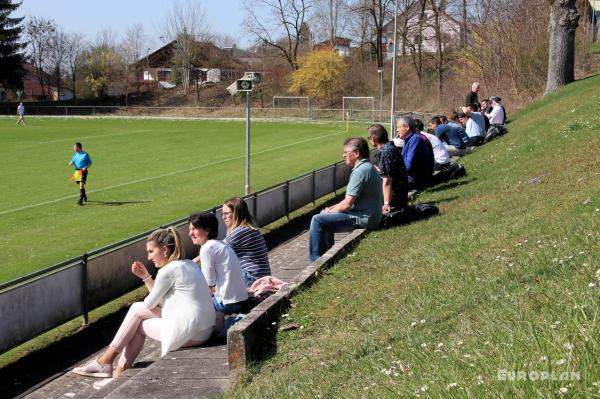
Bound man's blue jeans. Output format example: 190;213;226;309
309;212;359;262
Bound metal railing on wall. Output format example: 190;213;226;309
0;159;353;355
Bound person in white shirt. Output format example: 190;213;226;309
188;213;248;317
457;112;484;146
465;103;488;133
72;227;215;382
414;118;450;171
485;96;506;126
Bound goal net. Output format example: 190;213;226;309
342;97;375;122
272;96;311;119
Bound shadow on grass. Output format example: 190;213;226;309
426;178;477;193
84;200;151;206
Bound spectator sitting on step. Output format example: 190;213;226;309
429;116;470;157
189;213;248;320
481;98;493;114
309;137;382;262
222;197;271;287
457;111;484;146
367;123;409;213
485;96;506;126
396;116;434;191
448;112;463;128
72;227;215;382
466;102;489;132
415;118;451;171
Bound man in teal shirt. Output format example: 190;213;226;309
309;137;382;262
69;142;92;205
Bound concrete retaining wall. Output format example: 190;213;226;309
227;229;367;383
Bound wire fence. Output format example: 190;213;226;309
0;105;433;123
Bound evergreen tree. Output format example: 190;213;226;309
0;0;25;90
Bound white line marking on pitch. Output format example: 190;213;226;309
36;130;152;144
0;130;345;216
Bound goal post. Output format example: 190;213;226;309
342;97;375;123
272;96;311;119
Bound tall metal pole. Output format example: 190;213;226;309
390;0;399;137
245;91;251;195
378;68;383;122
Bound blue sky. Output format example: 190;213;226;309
16;0;253;50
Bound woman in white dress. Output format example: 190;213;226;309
72;227;215;381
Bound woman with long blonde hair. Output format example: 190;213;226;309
72;227;215;384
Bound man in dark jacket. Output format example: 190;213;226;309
465;82;480;106
396;116;433;191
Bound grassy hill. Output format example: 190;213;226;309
225;76;600;397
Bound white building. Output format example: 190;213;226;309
383;4;462;60
313;37;353;57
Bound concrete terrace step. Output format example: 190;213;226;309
20;228;349;399
99;344;229;399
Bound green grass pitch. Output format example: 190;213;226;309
0;116;363;283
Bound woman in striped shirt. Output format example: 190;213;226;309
222;197;271;286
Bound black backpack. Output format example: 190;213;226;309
380;203;439;228
484;125;506;143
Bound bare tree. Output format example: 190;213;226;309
243;0;313;70
64;32;86;99
212;33;238;48
162;0;210;94
406;0;427;83
120;23;146;66
47;29;68;100
25;17;57;99
545;0;579;94
459;0;468;47
347;1;372;63
352;0;393;70
120;23;147;97
428;0;446;101
471;0;493;24
398;0;417;56
312;0;349;44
